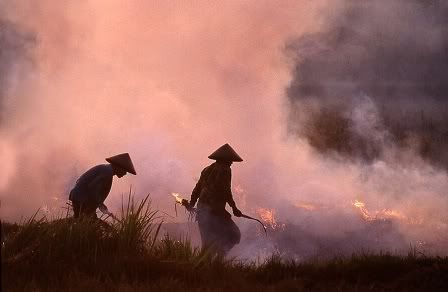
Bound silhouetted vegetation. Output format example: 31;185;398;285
2;195;448;291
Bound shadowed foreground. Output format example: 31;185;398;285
2;197;448;291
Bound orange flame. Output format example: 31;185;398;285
171;192;184;204
255;207;286;230
295;202;318;211
353;200;372;221
352;199;421;225
256;208;276;226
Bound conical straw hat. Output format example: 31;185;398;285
208;143;243;162
105;153;137;175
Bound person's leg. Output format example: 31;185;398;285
79;202;98;219
72;201;81;218
198;214;213;247
219;217;241;254
197;209;221;254
228;218;241;245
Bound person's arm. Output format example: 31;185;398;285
88;175;110;206
223;168;242;217
189;169;205;208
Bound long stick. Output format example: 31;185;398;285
240;214;267;236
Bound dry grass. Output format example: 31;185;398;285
2;194;448;291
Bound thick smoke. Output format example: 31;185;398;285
273;0;448;258
0;11;35;197
287;0;448;167
0;1;324;220
1;1;447;260
0;17;34;125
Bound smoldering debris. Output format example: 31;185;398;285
287;0;448;168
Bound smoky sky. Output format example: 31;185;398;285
0;18;34;125
0;1;326;220
1;1;448;258
287;0;448;166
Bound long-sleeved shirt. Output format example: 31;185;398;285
69;164;113;206
190;162;237;214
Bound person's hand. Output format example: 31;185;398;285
233;208;242;217
98;203;111;215
182;199;193;211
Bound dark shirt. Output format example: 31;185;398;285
190;162;237;213
69;164;113;206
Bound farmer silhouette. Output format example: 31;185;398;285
186;143;243;255
69;153;136;218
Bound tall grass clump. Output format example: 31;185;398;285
2;193;162;266
113;193;163;254
2;192;165;288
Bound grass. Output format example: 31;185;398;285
2;194;448;291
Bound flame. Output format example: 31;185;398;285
352;199;422;225
171;192;184;204
257;208;276;226
353;200;365;208
353;199;372;221
255;207;286;230
295;202;318;211
382;209;406;220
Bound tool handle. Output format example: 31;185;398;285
241;214;268;236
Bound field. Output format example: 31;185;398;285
2;196;448;291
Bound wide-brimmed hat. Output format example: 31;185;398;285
208;143;243;162
105;153;137;175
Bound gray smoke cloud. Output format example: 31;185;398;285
287;0;448;168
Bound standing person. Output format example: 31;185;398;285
187;143;243;255
69;153;137;219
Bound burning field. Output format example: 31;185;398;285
227;195;446;262
2;195;448;291
160;185;448;263
2;0;448;290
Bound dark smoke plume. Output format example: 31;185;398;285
287;1;448;168
0;17;34;125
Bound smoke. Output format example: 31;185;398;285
287;0;448;166
0;14;34;127
274;0;448;258
0;17;34;124
0;0;324;218
1;1;447;259
0;7;35;196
